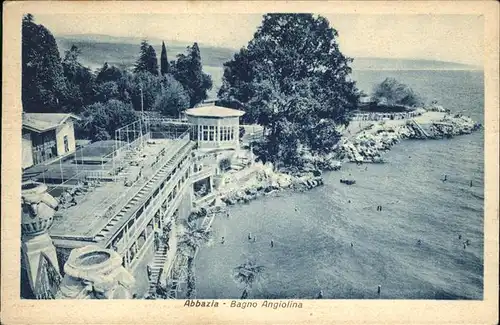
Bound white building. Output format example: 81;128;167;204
185;105;245;151
22;113;80;168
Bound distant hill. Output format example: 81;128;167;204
55;34;482;99
56;34;236;72
351;57;481;71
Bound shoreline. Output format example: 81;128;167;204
213;110;481;207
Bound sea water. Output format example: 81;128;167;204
195;70;484;300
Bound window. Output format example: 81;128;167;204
63;135;69;152
202;125;209;141
209;126;215;141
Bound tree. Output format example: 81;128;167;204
160;41;170;75
233;259;264;299
171;42;213;107
178;224;212;299
61;45;96;113
96;62;123;84
76;100;138;141
134;40;159;75
217;14;360;165
94;81;120;103
130;71;163;111
22;14;68;113
372;78;423;107
153;75;190;117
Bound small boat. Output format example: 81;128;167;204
340;179;356;185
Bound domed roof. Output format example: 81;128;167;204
21;182;59;236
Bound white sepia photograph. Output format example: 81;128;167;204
2;3;498;324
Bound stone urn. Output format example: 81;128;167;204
21;182;59;238
58;245;135;299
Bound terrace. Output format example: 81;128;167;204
48;119;193;241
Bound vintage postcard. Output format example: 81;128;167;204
1;1;498;324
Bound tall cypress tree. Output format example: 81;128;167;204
160;41;169;75
22;14;68;113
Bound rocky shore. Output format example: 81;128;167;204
215;110;481;206
334;111;481;164
218;162;324;206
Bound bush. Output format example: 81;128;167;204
239;126;246;140
219;158;232;171
76;100;138;141
372;78;423;107
153;75;190;117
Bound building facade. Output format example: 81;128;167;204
22;113;80;168
185;106;245;151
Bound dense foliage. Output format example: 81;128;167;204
76;99;138;141
218;14;360;166
22;14;213;142
171;42;213;107
153;75;190;117
134;40;159;75
22;14;68;113
372;78;423;107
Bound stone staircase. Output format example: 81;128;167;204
148;242;169;293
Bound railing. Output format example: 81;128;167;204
191;167;214;183
116;157;192;253
194;192;217;207
86;130;191;224
101;135;190;243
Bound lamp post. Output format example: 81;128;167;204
139;86;144;147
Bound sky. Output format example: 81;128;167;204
34;13;484;66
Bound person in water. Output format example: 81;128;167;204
221;236;225;244
459;234;462;240
351;242;354;248
271;239;274;248
377;285;381;296
470;180;473;187
317;290;324;299
443;175;447;182
417;239;422;245
248;233;252;240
